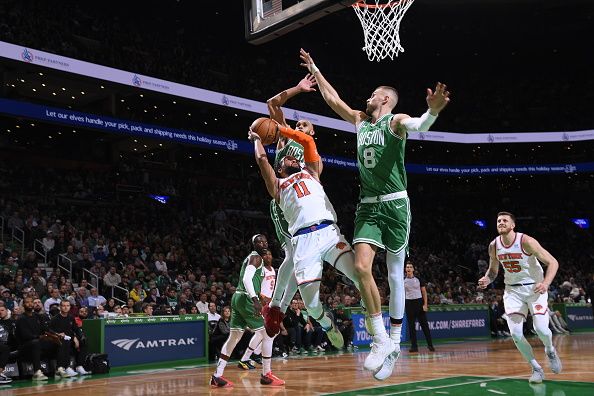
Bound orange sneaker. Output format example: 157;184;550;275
211;375;233;388
260;372;285;386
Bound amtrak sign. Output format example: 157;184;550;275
104;321;205;367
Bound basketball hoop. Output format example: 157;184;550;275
352;0;415;62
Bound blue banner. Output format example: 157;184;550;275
1;98;592;174
566;305;594;330
351;311;408;347
104;320;206;367
351;308;489;346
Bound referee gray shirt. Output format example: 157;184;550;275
404;276;425;300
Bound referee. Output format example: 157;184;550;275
404;261;435;352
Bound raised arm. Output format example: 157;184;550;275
278;125;321;180
478;241;500;289
300;48;365;125
522;235;559;294
267;74;317;128
391;82;451;138
248;129;279;200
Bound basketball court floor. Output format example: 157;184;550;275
3;333;593;395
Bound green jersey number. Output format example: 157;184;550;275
362;147;377;169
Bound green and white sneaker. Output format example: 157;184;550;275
323;311;344;349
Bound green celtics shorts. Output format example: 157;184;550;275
230;292;264;331
270;199;291;247
353;197;411;254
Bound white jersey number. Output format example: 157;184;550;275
362;147;377;169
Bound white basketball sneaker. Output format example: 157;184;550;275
529;367;545;383
373;343;401;381
546;349;562;374
364;336;396;372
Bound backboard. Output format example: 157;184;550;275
244;0;357;45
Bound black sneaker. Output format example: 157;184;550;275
409;346;418;353
0;373;12;384
210;375;233;388
251;354;263;365
428;345;435;352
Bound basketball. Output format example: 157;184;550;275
250;117;278;145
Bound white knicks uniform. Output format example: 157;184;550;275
278;170;337;236
260;266;276;302
495;232;548;319
277;169;353;286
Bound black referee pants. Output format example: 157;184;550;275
405;298;433;348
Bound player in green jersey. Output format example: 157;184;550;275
299;48;450;380
264;75;324;332
211;235;284;388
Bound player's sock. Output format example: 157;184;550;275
532;313;554;350
386;250;406;320
261;333;275;375
370;313;389;340
215;329;243;376
214;359;228;377
390;322;402;343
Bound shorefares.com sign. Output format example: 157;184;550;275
104;321;205;366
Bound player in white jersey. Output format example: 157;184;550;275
249;121;363;351
238;249;276;370
478;212;562;384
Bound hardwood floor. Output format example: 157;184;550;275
5;333;594;395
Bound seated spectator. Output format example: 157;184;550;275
143;287;165;305
196;293;209;314
87;288;107;308
103;266;122;296
74;287;90;308
49;300;90;376
283;299;306;354
0;306;15;384
129;281;147;303
209;305;230;361
332;302;353;350
15;297;60;381
43;289;61;314
142;303;154;316
207;302;220;324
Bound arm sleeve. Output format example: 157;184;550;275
400;110;437;132
242;265;258;299
278;126;320;163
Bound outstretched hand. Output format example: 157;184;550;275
298;74;317;92
299;48;317;74
426;82;451;115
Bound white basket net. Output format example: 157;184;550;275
352;0;415;62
